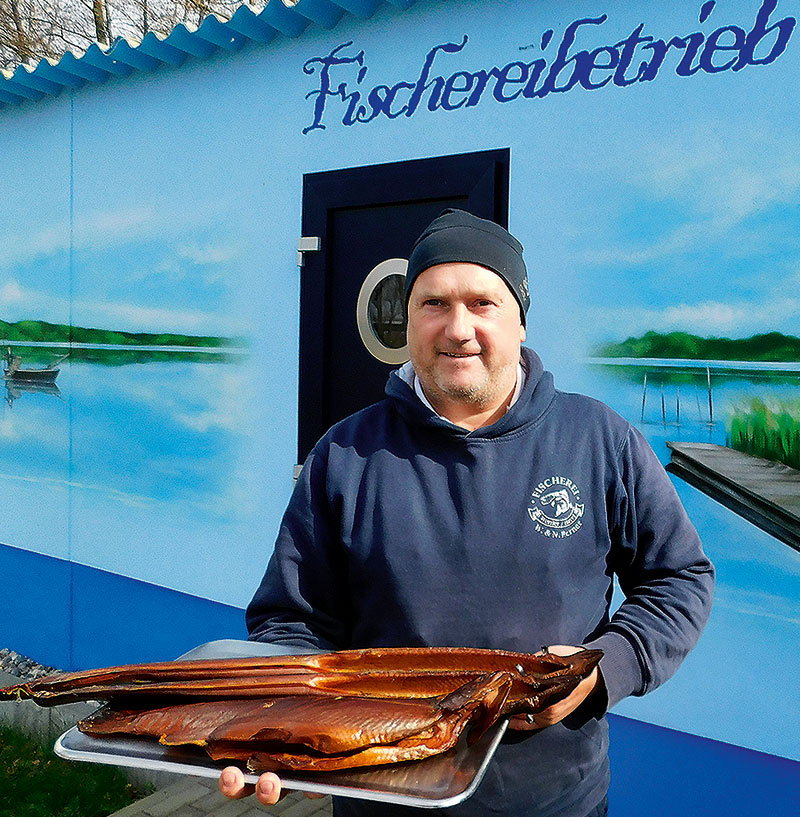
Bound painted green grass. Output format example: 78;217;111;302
727;399;800;471
0;723;148;817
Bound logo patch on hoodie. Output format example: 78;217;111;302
528;476;585;538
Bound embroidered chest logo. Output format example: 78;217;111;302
528;476;585;538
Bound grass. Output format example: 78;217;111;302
727;399;800;470
0;723;149;817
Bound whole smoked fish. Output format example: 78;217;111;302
0;646;602;772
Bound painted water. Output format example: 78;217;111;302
1;354;798;762
0;353;292;614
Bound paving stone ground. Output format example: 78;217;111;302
110;776;333;817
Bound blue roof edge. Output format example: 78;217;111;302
0;0;418;109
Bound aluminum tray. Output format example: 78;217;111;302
54;639;508;808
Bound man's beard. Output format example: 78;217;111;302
424;359;516;410
435;379;495;407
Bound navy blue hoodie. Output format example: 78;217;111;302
247;348;714;817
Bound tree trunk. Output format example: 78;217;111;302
103;0;113;43
92;0;109;44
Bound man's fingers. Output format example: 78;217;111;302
255;772;283;805
507;713;542;731
535;644;581;657
219;766;254;800
536;668;599;725
219;768;287;806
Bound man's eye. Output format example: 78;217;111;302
424;299;442;307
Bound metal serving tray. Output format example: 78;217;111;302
54;639;508;808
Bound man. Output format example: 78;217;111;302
220;209;714;816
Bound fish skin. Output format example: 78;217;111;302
82;696;446;754
0;648;602;705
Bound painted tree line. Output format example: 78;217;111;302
0;0;254;70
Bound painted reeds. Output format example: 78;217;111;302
727;399;800;471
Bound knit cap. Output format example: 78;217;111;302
405;209;530;325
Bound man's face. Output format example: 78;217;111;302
406;262;526;413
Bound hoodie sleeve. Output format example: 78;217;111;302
246;446;353;650
584;425;715;710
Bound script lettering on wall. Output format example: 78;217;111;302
301;0;796;134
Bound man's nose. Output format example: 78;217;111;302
443;305;475;343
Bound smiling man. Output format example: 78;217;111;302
406;261;525;429
221;209;714;817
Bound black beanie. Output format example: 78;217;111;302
405;209;530;325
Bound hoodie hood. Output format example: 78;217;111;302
385;346;555;439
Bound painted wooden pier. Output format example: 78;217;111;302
666;442;800;552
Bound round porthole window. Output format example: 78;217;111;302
356;258;409;365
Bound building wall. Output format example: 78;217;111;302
1;0;799;789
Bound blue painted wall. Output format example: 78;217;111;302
607;716;800;816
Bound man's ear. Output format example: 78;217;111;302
519;324;527;343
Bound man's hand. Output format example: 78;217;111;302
508;645;602;731
218;766;326;805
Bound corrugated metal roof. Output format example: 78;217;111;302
0;0;418;109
